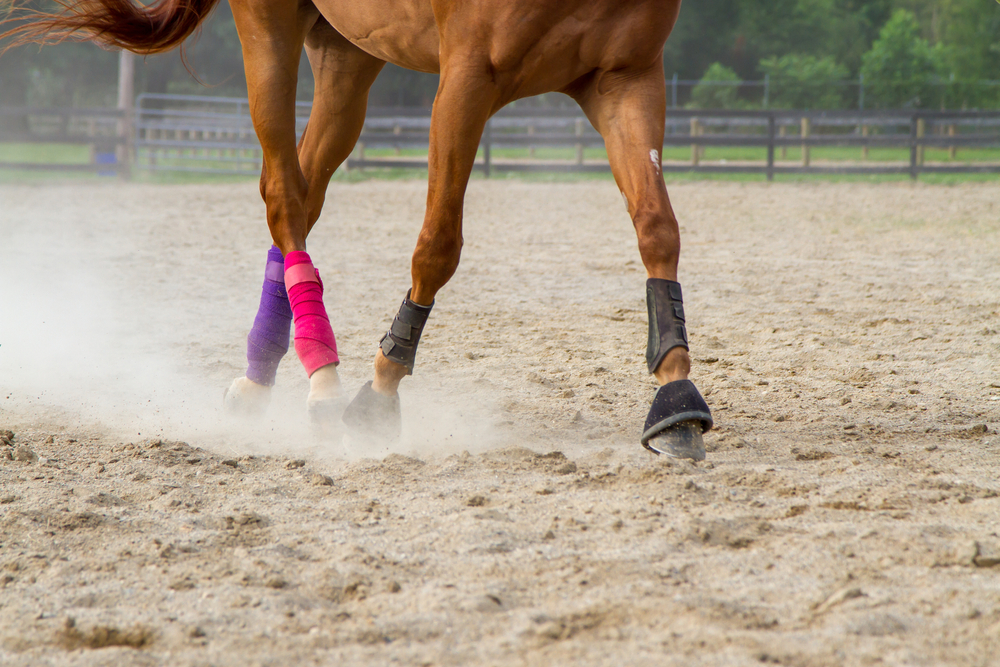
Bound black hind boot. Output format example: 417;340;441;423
641;279;712;460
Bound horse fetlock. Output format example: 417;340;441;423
306;364;345;436
372;351;407;397
654;347;691;385
379;291;433;376
223;377;272;417
308;363;342;402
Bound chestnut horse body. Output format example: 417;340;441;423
5;0;713;458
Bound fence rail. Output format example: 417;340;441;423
351;107;1000;180
2;95;1000;179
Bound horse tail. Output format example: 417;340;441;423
1;0;222;55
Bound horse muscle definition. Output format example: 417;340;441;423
2;0;713;459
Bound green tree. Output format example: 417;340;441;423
860;9;946;107
662;0;742;80
759;54;850;108
933;0;1000;107
733;0;893;77
689;63;742;108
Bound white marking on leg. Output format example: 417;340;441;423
649;149;661;175
621;191;629;212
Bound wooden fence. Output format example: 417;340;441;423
351;107;1000;180
2;96;1000;180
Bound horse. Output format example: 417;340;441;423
3;0;713;459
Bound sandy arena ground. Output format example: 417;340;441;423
0;178;998;666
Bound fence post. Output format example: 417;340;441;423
672;73;678;109
779;125;787;160
763;73;769;110
862;124;869;161
767;114;775;182
116;50;135;179
800;116;810;167
916;117;926;166
909;114;918;180
690;117;700;166
948;123;957;160
574;118;584;165
528;124;535;158
393;124;401;155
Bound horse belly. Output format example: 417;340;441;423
314;0;441;73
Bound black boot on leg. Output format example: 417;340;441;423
342;292;432;444
641;279;713;460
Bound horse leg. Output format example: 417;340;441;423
573;63;712;460
223;1;342;425
342;65;500;441
298;21;384;236
226;18;383;422
296;21;384;427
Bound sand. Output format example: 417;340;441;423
0;178;998;666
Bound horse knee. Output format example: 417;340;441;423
633;207;680;271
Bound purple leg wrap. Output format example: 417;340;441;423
245;245;292;386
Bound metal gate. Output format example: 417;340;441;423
134;93;312;175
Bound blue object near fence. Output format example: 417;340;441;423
94;151;117;177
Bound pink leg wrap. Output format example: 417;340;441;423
284;251;339;376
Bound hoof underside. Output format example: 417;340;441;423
641;379;712;462
643;421;706;461
341;381;401;443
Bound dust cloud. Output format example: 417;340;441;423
0;183;502;460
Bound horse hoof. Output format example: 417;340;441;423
223;377;271;416
308;396;348;440
341;381;401;443
644;421;706;461
641;379;712;461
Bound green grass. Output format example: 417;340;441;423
0;142;93;164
